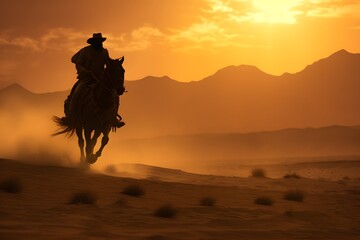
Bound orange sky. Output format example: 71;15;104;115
1;0;360;92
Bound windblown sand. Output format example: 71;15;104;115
0;159;359;240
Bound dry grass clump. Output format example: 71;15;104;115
0;177;22;193
283;173;301;179
115;197;128;206
154;204;177;218
284;210;294;217
200;196;216;206
347;189;360;195
146;235;166;240
122;184;145;197
284;190;305;202
68;190;98;204
254;196;274;206
251;168;266;178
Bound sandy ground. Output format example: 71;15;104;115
1;159;360;240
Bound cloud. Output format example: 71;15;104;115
168;19;238;50
0;36;40;51
351;25;360;30
203;0;360;25
250;0;304;24
203;0;304;24
204;0;235;13
2;0;359;56
108;26;165;52
0;26;166;54
40;28;87;52
303;0;360;18
0;28;86;52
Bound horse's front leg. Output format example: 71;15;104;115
95;127;111;159
85;129;101;164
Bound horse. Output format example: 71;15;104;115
53;57;125;166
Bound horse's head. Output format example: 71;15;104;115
105;56;125;95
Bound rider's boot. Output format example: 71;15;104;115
113;114;125;128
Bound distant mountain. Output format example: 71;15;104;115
121;49;360;137
0;49;359;138
0;83;34;96
0;83;68;113
297;49;360;76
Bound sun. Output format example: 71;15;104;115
251;0;302;24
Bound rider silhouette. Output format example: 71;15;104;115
64;33;124;128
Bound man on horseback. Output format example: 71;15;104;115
64;33;124;128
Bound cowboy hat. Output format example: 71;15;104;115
87;33;106;44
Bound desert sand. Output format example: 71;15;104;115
1;158;359;240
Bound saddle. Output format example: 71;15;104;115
64;78;96;118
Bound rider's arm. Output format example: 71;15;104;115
71;48;91;75
75;64;88;75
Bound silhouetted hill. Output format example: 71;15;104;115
201;64;274;84
1;50;359;137
299;49;360;75
121;50;360;137
0;83;68;112
0;83;33;96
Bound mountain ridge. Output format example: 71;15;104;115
1;49;359;137
1;49;359;92
0;83;34;95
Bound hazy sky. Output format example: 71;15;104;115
1;0;360;92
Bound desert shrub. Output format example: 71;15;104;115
115;197;127;206
254;196;274;206
347;189;360;195
68;190;97;204
284;210;294;217
251;168;266;178
283;173;301;179
146;235;166;240
200;196;216;206
284;190;305;202
154;204;177;218
122;184;145;197
0;177;22;193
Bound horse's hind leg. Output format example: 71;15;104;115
85;129;101;164
76;128;86;167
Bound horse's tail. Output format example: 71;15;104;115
52;116;76;137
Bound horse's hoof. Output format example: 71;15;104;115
87;154;98;164
79;160;90;169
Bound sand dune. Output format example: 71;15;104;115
109;159;360;182
1;159;359;239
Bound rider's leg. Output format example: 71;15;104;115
64;80;81;117
113;97;125;128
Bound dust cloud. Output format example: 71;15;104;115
1;90;360;180
0;99;190;172
0;107;77;167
